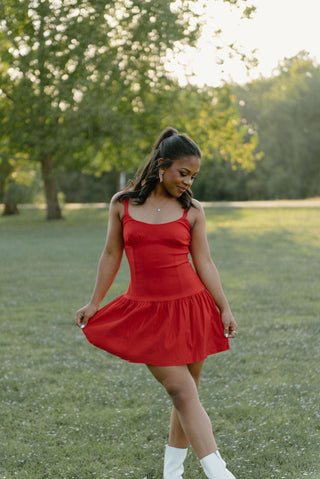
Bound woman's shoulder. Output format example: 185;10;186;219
190;198;203;210
187;198;204;226
111;189;136;203
109;192;126;219
190;198;204;215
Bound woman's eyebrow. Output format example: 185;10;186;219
180;167;199;175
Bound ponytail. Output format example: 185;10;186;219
154;126;178;150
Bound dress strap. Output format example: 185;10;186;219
182;208;188;219
124;198;129;216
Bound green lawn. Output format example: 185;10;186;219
1;206;319;478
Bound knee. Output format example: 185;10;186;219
163;381;195;410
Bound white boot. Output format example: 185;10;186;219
163;445;188;479
200;451;236;479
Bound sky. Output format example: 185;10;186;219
165;0;320;87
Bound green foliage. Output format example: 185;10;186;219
116;83;259;194
56;168;121;203
1;161;41;204
1;0;260;211
0;0;199;163
0;0;202;216
7;3;318;205
165;84;260;201
32;80;258;204
235;52;320;199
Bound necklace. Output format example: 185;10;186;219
148;196;170;212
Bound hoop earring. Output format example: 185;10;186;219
159;170;164;183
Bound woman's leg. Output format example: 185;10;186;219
147;363;217;459
168;361;204;449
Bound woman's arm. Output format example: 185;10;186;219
189;201;238;338
75;194;124;328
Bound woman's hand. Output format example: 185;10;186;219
75;302;98;329
220;308;238;339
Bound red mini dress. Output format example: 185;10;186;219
82;199;229;366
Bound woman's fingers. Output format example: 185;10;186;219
76;303;98;328
76;310;86;328
224;323;238;338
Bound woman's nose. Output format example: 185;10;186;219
184;176;193;186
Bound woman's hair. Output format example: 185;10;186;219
117;127;201;209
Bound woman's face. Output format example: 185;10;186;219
161;156;201;197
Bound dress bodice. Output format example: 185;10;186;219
122;200;205;301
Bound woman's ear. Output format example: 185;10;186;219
157;158;165;182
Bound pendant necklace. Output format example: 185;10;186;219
149;197;169;212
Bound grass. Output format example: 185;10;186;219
0;206;319;478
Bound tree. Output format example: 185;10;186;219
236;52;320;199
172;84;259;200
48;78;258;203
0;0;200;218
102;81;259;199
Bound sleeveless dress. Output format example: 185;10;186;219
82;199;229;366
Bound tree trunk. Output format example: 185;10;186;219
2;202;19;216
41;156;63;220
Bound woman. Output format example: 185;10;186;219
76;127;238;478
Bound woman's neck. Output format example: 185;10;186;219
150;183;172;199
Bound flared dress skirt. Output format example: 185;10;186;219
82;201;229;366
